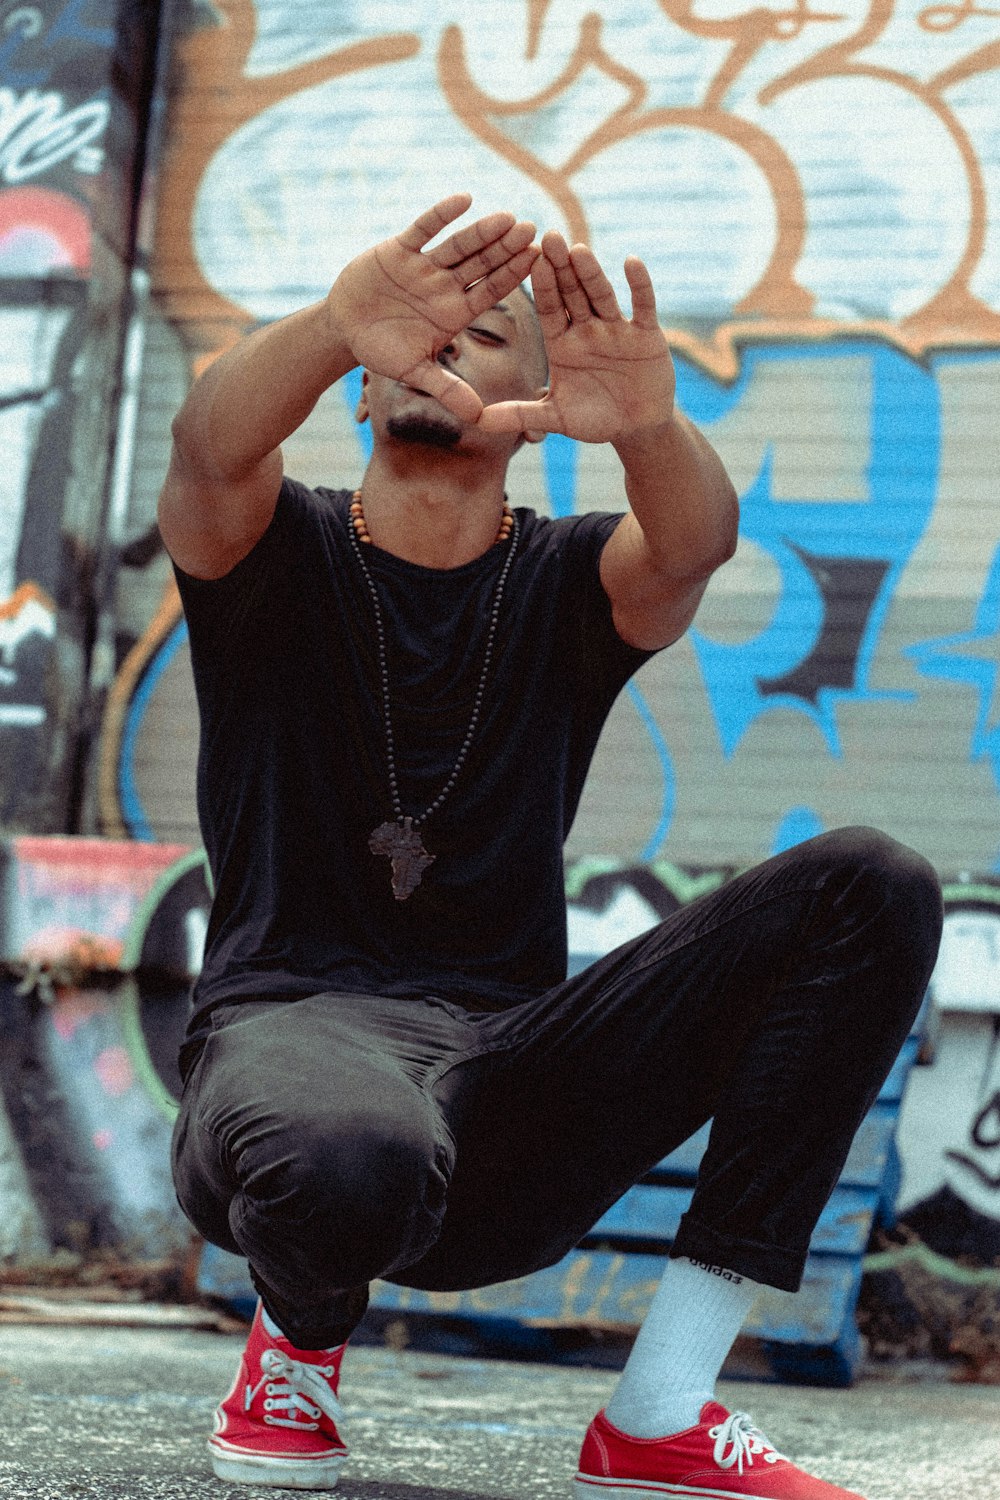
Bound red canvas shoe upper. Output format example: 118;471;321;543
210;1301;349;1466
577;1402;868;1499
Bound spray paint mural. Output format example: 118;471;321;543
0;1;161;827
0;839;993;1379
153;0;1000;359
101;0;1000;876
0;836;210;1260
0;0;115;278
0;0;112;825
896;875;1000;1262
0;286;87;822
565;862;1000;1260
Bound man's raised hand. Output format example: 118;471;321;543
477;232;676;443
326;194;539;423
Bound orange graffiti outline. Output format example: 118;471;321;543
441;2;1000;370
653;0;848;108
0;579;56;618
98;579;183;838
919;0;1000;33
152;0;421;363
440;15;813;331
149;0;1000;381
758;0;1000;345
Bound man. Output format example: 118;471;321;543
161;194;941;1498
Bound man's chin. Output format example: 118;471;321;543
386;411;462;449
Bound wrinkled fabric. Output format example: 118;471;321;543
172;827;941;1348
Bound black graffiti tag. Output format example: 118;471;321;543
972;1091;1000;1151
945;1086;1000;1192
0;87;108;182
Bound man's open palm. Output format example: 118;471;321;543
478;232;676;443
327;193;538;423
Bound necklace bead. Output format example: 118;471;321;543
350;491;513;548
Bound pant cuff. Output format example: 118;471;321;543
670;1211;806;1293
250;1265;370;1350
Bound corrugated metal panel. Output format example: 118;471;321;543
104;4;1000;876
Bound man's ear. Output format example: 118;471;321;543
355;370;370;424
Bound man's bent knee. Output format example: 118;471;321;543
800;827;942;943
230;1103;451;1290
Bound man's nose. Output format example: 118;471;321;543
437;340;458;366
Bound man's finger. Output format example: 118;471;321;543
397;193;477;253
542;231;592;323
464;247;541;316
570;245;623;321
403;359;484;423
442;225;536;289
529;253;571;342
478;398;559;434
428;216;533;272
625;255;659;330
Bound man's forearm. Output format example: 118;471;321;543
612;413;739;580
172;300;356;482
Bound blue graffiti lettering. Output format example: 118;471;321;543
908;542;1000;804
542;431;577;520
1;0;115;90
684;343;941;758
770;805;825;855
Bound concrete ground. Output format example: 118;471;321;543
0;1322;996;1500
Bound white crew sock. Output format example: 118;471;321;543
260;1302;344;1353
604;1257;760;1439
260;1305;286;1339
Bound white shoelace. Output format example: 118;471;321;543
709;1411;785;1475
245;1349;346;1433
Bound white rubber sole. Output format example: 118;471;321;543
209;1439;348;1490
573;1478;775;1500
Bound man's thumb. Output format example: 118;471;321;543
408;362;483;423
478;399;552;434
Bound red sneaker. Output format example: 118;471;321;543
575;1402;867;1499
208;1301;349;1488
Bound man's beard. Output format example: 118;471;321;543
386;411;462;449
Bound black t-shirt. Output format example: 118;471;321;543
174;479;656;1079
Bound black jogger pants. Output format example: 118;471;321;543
171;826;943;1347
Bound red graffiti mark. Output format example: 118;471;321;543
94;1045;134;1097
14;835;189;882
92;1128;114;1152
50;989;108;1040
0;184;90;273
21;925;124;970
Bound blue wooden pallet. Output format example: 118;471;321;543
197;989;928;1386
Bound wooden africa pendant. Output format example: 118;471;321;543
368;816;436;901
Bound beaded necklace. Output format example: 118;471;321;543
347;489;520;901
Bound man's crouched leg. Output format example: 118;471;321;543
171;997;458;1487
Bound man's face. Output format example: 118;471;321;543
360;288;548;457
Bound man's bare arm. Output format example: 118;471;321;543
159;194;539;580
603;412;738;650
161;303;353;579
478;232;738;649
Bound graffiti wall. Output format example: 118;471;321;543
0;839;994;1384
896;875;1000;1263
0;836;209;1259
0;286;79;818
566;862;1000;1262
0;1;161;829
99;0;1000;876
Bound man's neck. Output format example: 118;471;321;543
357;453;510;569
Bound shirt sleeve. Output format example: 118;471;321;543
172;476;324;685
555;509;661;700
